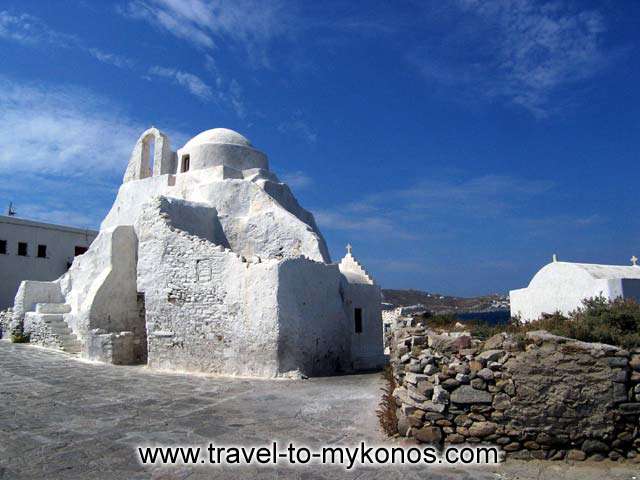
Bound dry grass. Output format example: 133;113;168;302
376;365;398;436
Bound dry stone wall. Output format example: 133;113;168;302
388;319;640;462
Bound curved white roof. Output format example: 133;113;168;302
568;262;640;280
184;128;252;149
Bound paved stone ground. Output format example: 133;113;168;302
0;341;638;479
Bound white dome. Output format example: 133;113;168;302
184;128;252;149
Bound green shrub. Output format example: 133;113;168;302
10;332;30;343
421;296;640;349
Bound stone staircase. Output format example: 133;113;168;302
31;303;82;354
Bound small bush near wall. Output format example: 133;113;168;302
10;332;30;343
416;296;640;349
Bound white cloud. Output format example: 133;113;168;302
0;10;75;46
149;66;213;101
410;0;610;116
277;113;317;144
121;0;293;66
0;10;136;70
0;77;143;176
281;171;312;190
88;48;135;69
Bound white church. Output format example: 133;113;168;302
10;127;385;378
510;255;640;322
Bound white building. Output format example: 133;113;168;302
510;257;640;322
11;127;385;377
0;215;97;309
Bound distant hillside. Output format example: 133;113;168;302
381;289;509;313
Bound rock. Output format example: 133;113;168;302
407;388;430;403
630;354;640;371
423;364;439;375
487;361;502;370
414;426;442;444
477;349;504;362
424;412;445;421
618;402;640;414
446;433;465;444
416;381;434;397
587;454;606;462
607;356;629;368
566;449;586;461
492;392;511;410
503;442;521;452
468;360;483;372
483;333;505;351
608;451;622;461
476;368;494;381
496;436;511;445
468;421;497;437
455;373;470;383
441;378;460;391
432;385;450;404
470;378;486;390
429;334;471;352
451;385;493;404
397;413;410;436
404;372;430;384
523;441;540;450
548;450;565;461
617;431;633;442
454;414;472;427
581;439;609;455
405;363;423;373
423;401;447;413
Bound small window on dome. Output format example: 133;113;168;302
181;154;190;173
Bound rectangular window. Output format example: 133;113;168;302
354;307;363;334
0;240;6;254
181;155;190;172
181;154;190;173
18;242;28;256
37;244;47;258
74;246;88;256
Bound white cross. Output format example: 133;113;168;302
552;253;558;262
346;243;352;254
631;255;638;266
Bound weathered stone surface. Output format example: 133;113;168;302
414;426;443;444
470;377;486;390
468;421;497;437
581;439;609;455
476;368;494;381
432;385;449;404
492;392;511;410
566;449;586;461
619;402;640;414
477;349;504;362
404;372;429;385
450;385;492;404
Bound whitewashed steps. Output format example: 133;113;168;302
27;304;81;354
35;303;72;314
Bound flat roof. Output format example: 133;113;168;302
0;215;99;236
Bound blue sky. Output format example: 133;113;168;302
0;0;638;296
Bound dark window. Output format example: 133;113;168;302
0;240;6;254
181;154;190;173
74;246;88;256
354;307;363;333
37;244;47;258
18;242;28;256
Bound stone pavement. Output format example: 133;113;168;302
0;341;637;479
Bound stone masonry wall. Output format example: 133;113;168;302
388;319;640;462
0;309;11;338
